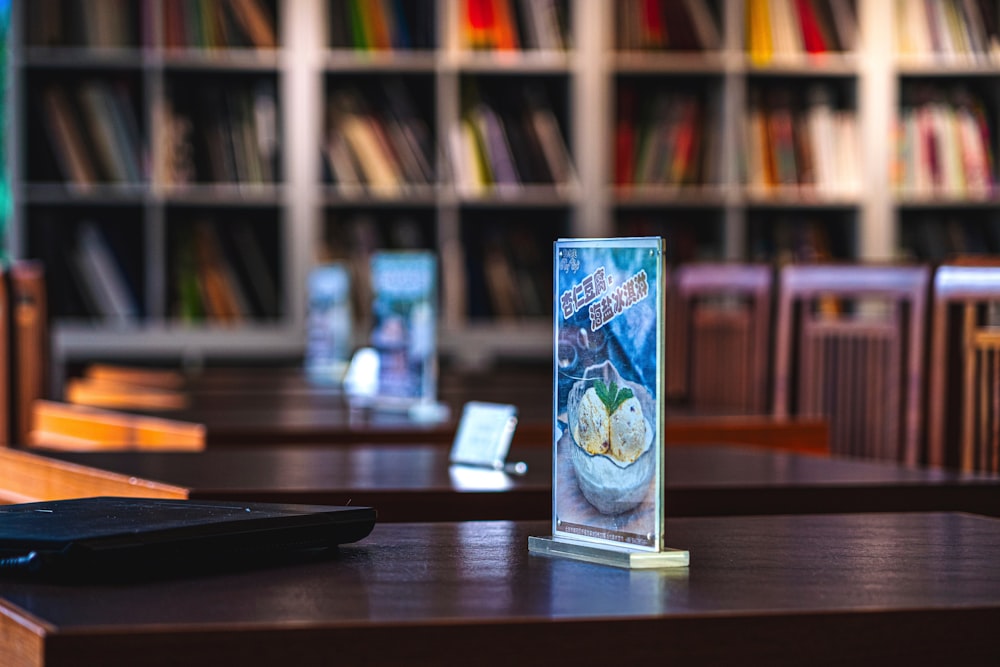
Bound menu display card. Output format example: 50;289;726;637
449;401;519;471
304;263;352;383
529;237;688;569
369;251;437;407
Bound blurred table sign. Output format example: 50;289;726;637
304;263;352;385
449;402;525;474
368;251;438;411
529;237;689;569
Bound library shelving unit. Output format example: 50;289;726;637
11;0;991;370
608;0;866;265
891;0;1000;260
11;0;301;370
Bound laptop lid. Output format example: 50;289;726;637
0;496;376;581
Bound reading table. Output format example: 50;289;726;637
52;365;829;451
1;513;999;666
13;444;1000;520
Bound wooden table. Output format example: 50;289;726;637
19;444;1000;520
2;513;1000;666
54;365;829;452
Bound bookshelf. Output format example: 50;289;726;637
890;0;1000;260
9;0;991;370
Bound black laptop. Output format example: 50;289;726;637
0;496;376;582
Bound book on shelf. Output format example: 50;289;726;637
893;84;996;198
164;0;276;49
616;0;719;51
227;0;278;48
27;0;138;48
452;82;573;191
257;80;280;181
461;0;565;51
472;101;521;187
743;83;859;195
76;79;142;183
614;86;637;185
173;229;205;323
74;222;140;324
327;87;404;194
153;96;195;186
224;222;281;319
619;85;708;188
190;221;252;324
379;79;435;185
39;84;99;186
177;77;278;184
746;0;856;62
324;80;434;193
521;84;574;185
330;0;433;50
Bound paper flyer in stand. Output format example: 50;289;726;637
369;251;437;406
552;237;664;551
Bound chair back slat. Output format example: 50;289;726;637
774;264;928;463
929;264;1000;470
670;263;772;414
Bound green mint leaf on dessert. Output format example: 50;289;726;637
593;379;634;414
609;385;634;413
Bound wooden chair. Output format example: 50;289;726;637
28;400;205;451
5;261;49;446
927;262;1000;471
773;264;930;464
667;263;773;414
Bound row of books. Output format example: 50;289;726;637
163;0;278;50
900;215;1000;261
896;0;1000;62
160;78;279;184
171;220;281;324
38;80;144;186
450;83;574;192
615;214;719;264
616;0;721;52
748;216;846;262
328;0;435;51
746;0;857;64
33;214;281;325
743;86;860;195
459;0;568;51
615;86;718;187
26;0;138;49
323;81;436;194
26;0;274;50
464;221;553;320
892;86;996;198
33;219;143;324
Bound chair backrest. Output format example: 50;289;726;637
773;264;930;464
7;261;49;446
668;263;773;414
927;263;1000;472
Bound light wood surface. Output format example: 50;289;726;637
28;401;205;451
0;448;186;504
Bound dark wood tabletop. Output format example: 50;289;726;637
66;364;828;452
33;444;1000;521
2;513;1000;666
